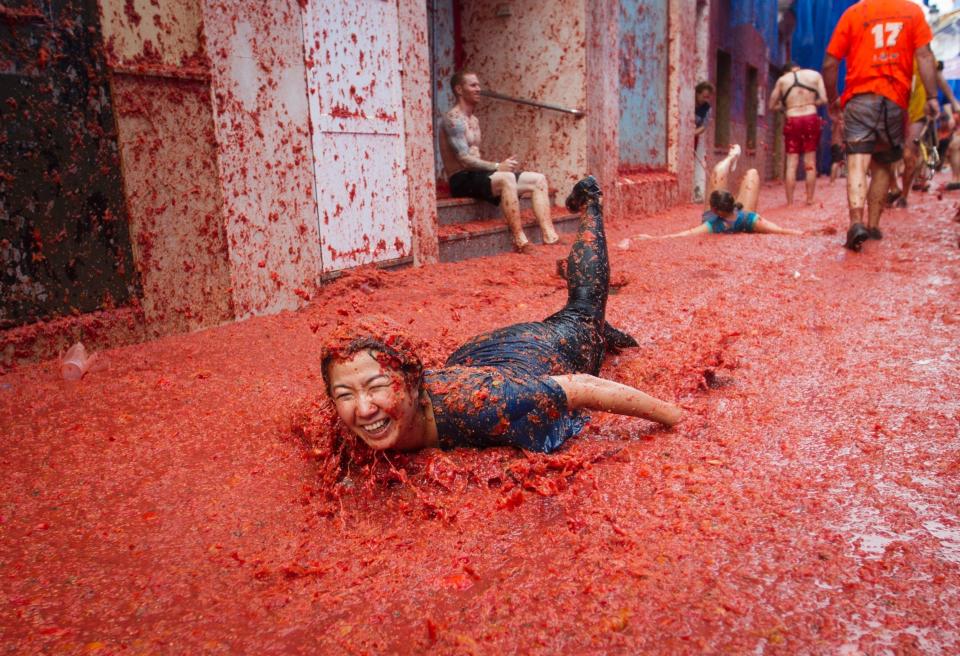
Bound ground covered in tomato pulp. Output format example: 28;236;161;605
2;179;959;654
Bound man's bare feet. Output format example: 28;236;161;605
514;241;534;254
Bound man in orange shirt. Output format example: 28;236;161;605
823;0;938;251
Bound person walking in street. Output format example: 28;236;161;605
769;62;828;206
823;0;939;251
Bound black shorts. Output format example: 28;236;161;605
842;93;904;164
830;143;845;164
449;170;522;206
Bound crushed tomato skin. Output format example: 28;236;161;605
1;182;960;653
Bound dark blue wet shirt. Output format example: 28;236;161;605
695;101;711;128
421;178;608;454
424;366;586;453
424;322;589;453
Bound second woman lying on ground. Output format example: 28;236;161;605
619;145;804;246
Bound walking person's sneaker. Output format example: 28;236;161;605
844;222;870;251
867;227;883;240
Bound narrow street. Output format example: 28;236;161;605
2;178;959;653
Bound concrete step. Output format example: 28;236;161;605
437;191;559;226
438;206;579;263
437;196;527;225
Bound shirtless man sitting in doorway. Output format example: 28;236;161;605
440;71;560;254
769;62;828;206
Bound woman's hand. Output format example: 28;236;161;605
617;235;655;250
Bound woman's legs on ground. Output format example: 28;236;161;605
736;168;761;213
561;179;608;322
802;151;818;205
707;144;742;208
445;178;611;376
540;177;610;375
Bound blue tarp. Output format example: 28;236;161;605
790;0;858;173
790;0;858;74
731;0;780;59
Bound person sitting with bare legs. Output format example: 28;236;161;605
440;71;560;254
618;145;803;246
823;0;938;251
769;62;828;205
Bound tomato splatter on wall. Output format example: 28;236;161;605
302;0;415;273
0;0;138;328
457;0;588;192
203;0;323;318
397;0;439;265
111;76;235;336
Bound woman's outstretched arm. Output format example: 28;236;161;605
617;223;711;248
751;217;804;236
551;374;682;427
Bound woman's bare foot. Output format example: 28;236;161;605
727;144;742;171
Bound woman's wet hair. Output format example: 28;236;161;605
708;189;743;214
320;316;425;395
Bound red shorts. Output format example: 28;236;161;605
783;114;822;154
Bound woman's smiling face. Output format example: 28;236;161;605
327;350;421;451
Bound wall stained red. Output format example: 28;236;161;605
398;0;440;265
112;77;235;335
459;0;588;192
202;0;323;317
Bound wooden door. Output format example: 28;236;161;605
301;0;411;271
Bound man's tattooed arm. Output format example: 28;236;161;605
443;115;497;171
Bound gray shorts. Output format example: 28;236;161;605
842;93;904;164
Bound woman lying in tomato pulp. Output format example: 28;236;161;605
321;177;682;452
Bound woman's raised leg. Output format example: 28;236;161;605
561;176;609;323
707;144;742;207
736;168;761;214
